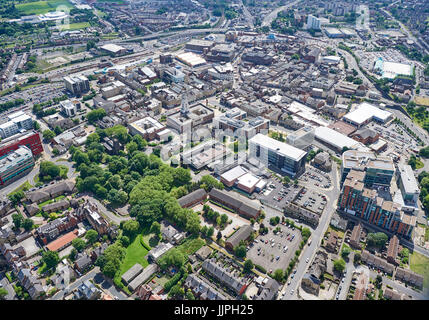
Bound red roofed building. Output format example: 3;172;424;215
46;230;78;251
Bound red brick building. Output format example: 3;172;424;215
0;131;43;158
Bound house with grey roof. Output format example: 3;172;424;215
202;258;248;295
253;278;280;300
121;263;144;285
128;264;158;292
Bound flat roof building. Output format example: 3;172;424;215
128;117;166;141
396;164;420;209
249;133;306;178
314;126;364;152
0;146;34;186
176;52;207;68
341;149;395;187
343;103;393;127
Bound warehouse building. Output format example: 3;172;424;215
176;52;207;68
343;102;393;127
314;126;366;153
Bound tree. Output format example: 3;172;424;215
72;238;86;252
207;226;215;237
150;221;161;236
367;232;388;248
283;176;291;184
42;129;55;140
12;213;23;229
87;108;107;124
122;220;140;238
22;218;34;231
234;245;246;259
199;175;224;191
8;190;24;205
119;235;130;247
217;231;222;241
0;288;8;300
220;214;228;225
293;179;299;186
158;248;185;270
354;252;361;264
42;251;60;270
186;290;195;300
85;230;99;244
243;259;254;273
333;259;346;273
39;161;60;181
99;242;126;278
273;269;284;282
341;245;351;259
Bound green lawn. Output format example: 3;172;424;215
410;251;429;289
177;237;205;255
57;22;91;31
119;234;149;276
11;181;32;194
16;0;74;15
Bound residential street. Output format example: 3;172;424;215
280;165;341;300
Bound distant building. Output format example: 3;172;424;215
0;130;42;158
99;43;129;56
306;15;321;30
242;51;273;65
286;126;315;151
341;150;395;187
202;258;248;295
128;116;168;141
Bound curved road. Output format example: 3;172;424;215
261;0;302;27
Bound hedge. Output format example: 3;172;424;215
254;264;267;274
139;236;151;251
164;272;182;292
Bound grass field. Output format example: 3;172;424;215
57;22;91;31
16;0;74;15
119;234;149;276
410;251;429;289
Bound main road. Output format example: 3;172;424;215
280;165;341;300
261;0;302;27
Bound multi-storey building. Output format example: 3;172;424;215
396;164;420;211
338;170;416;239
249;133;306;178
64;75;90;96
341;150;395;187
0;146;34;186
306;15;321;30
0;111;33;139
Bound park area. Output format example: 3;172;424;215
16;0;74;15
410;251;429;289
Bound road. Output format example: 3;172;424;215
240;0;254;28
280;165;341;300
50;267;128;300
336;252;355;300
261;0;301;27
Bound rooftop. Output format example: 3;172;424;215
249;133;306;162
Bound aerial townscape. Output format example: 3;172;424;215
0;0;429;305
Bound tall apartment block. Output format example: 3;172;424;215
306;15;321;30
338;170;416;239
64;75;90;96
248;133;306;178
0;146;35;186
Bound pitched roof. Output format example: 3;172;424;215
177;188;207;207
226;225;253;249
46;230;77;251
